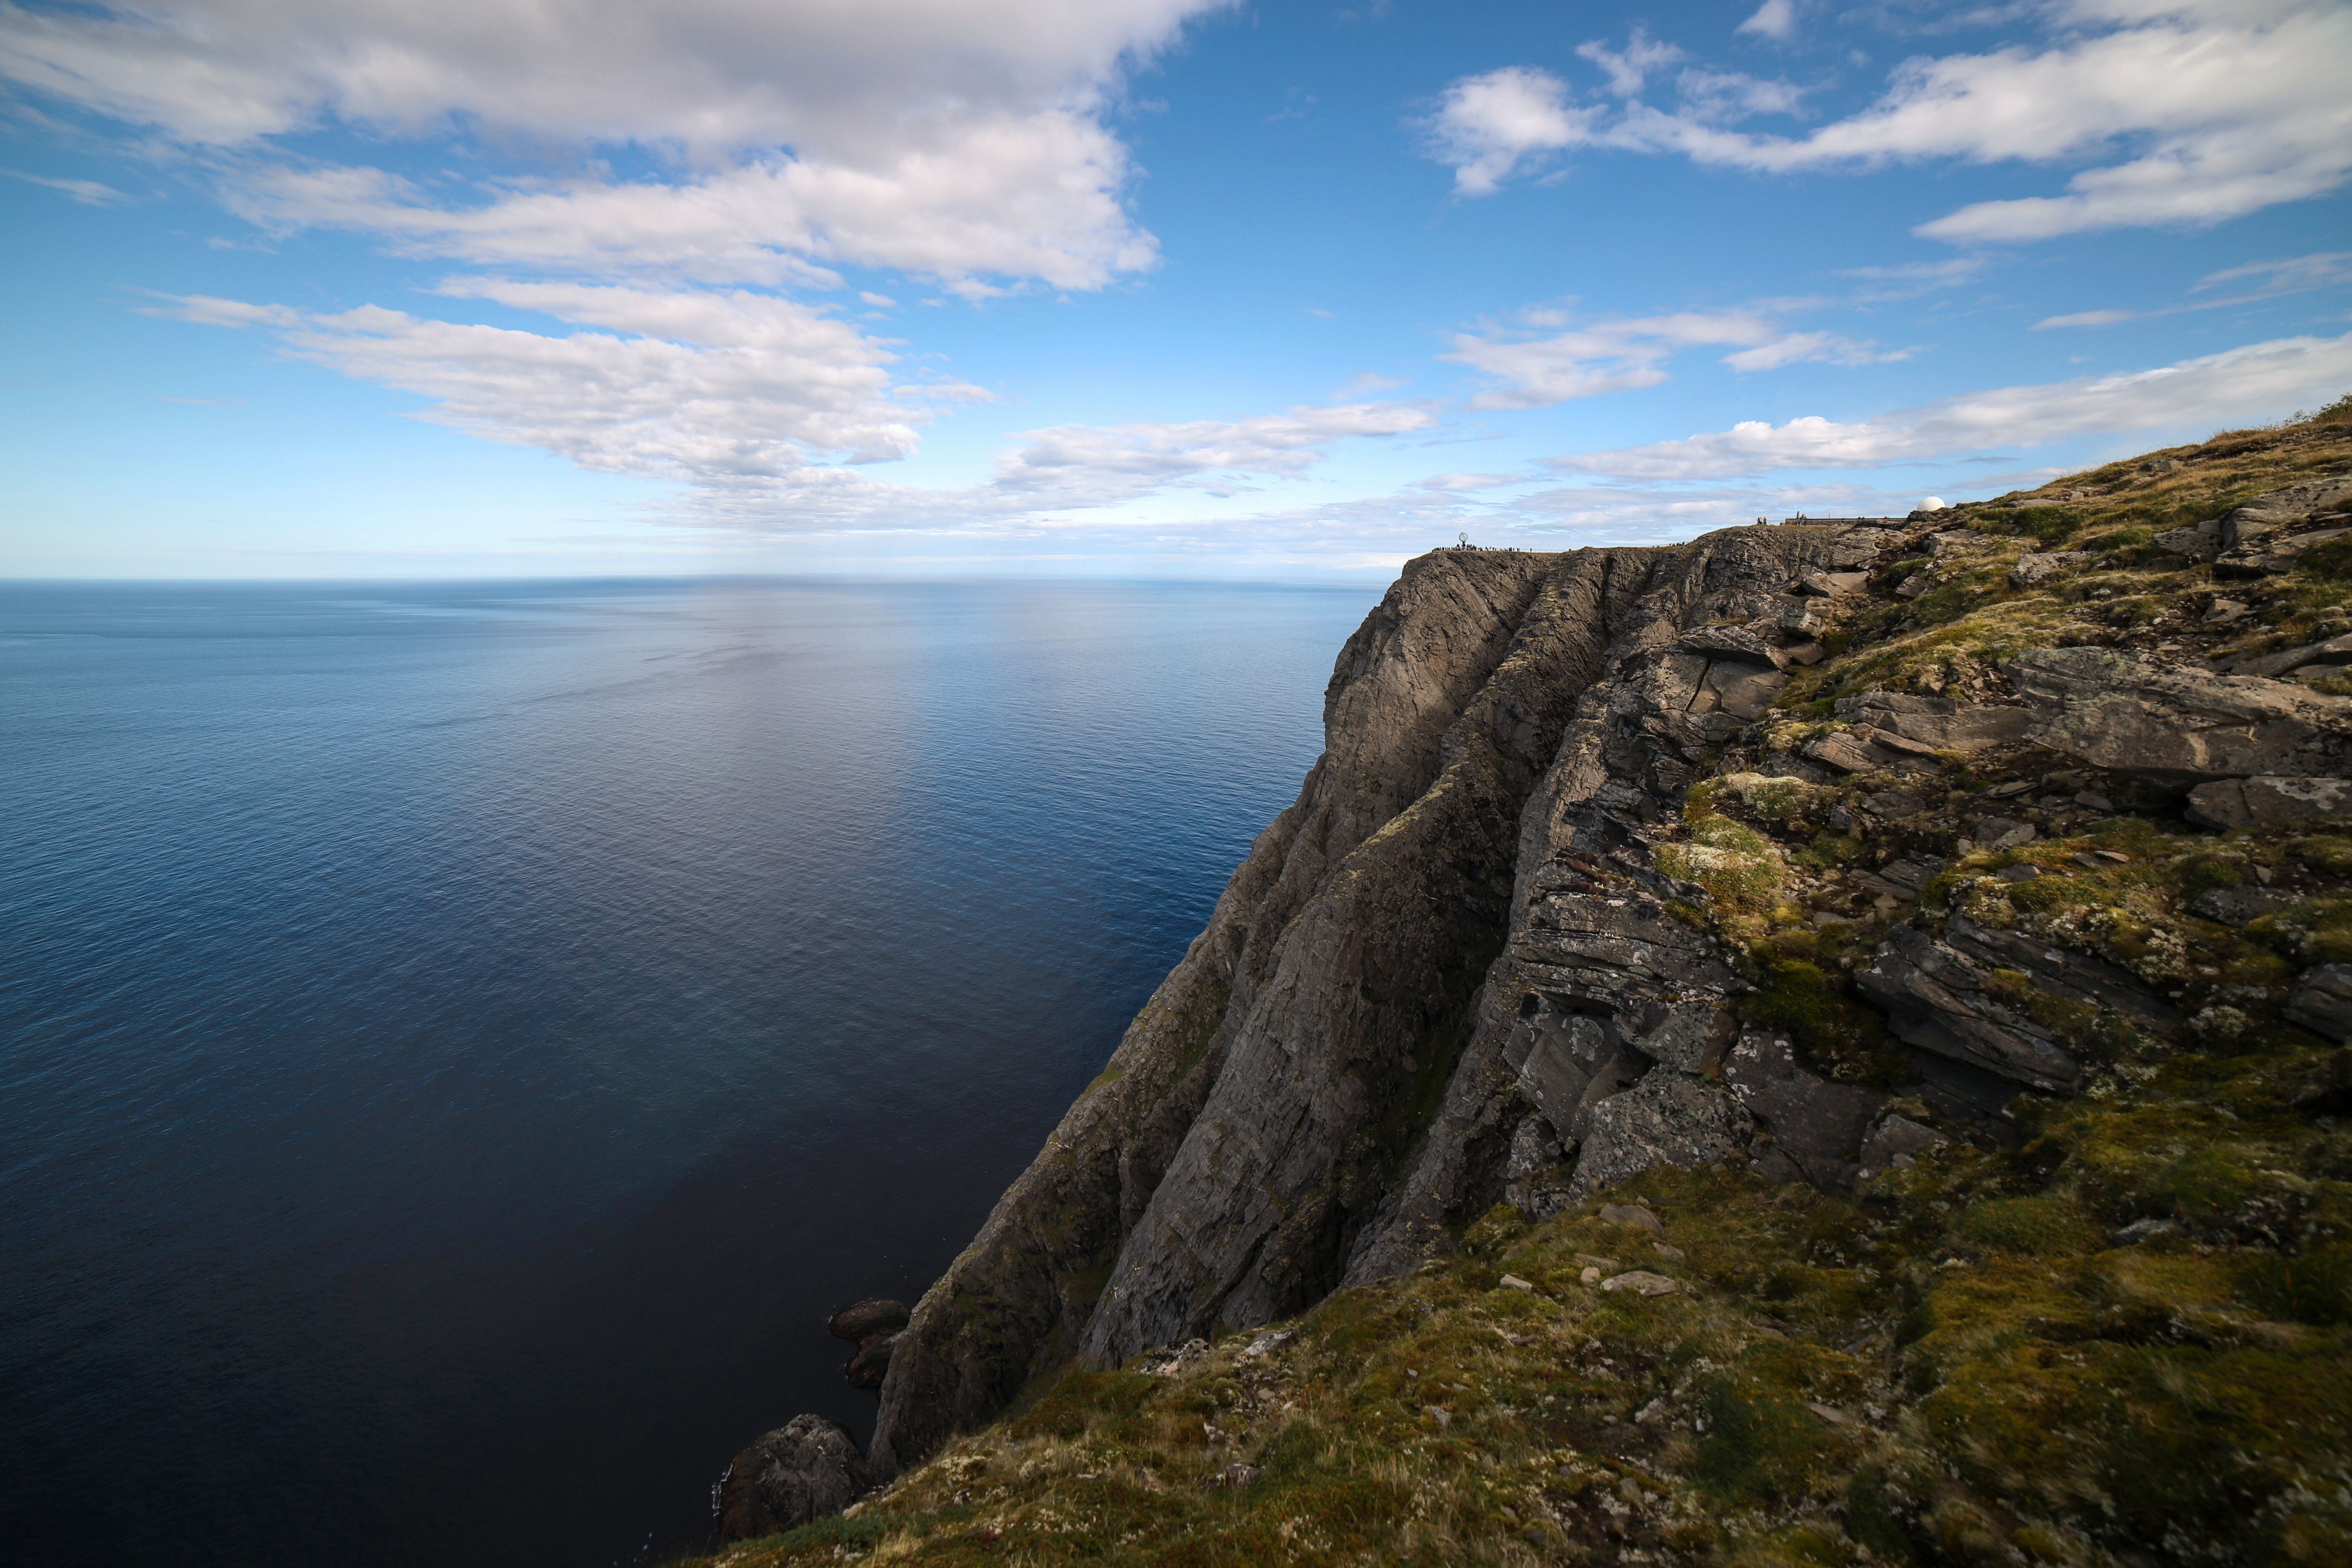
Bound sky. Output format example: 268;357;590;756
2;0;2349;580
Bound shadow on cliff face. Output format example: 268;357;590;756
707;398;2352;1561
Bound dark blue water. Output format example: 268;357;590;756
0;577;1371;1568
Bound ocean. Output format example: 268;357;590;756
0;577;1374;1566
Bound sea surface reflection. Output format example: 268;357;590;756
0;577;1373;1567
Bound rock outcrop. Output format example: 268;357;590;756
683;427;2352;1568
718;459;2352;1531
2005;646;2352;782
715;1416;873;1542
867;527;1897;1473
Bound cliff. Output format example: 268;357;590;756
701;399;2352;1567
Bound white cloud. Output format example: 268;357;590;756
0;0;1218;151
993;403;1437;499
1423;67;1597;196
2031;248;2352;328
1545;331;2352;479
154;284;923;473
1575;29;1684;98
222;113;1158;292
1737;0;1798;42
1429;1;2352;239
156;284;1432;527
1447;308;1902;409
2;0;1227;292
0;167;131;204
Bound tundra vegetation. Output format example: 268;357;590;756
686;399;2352;1567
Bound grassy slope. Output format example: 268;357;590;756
691;403;2352;1568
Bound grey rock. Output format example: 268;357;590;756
1597;1202;1663;1233
2185;775;2352;830
2285;964;2352;1043
1857;1115;1947;1181
844;1334;898;1389
828;1299;910;1344
1677;624;1782;665
717;1415;873;1542
1692;658;1789;721
2232;634;2352;679
1568;1070;1755;1199
1941;911;2182;1040
2004;646;2352;782
870;523;1928;1478
2010;551;2091;589
1723;1031;1886;1192
1795;569;1868;596
1978;817;2037;850
1777;600;1830;639
1878;856;1946;894
1599;1270;1679;1296
1506;1113;1563;1178
1862;791;1927;818
2215;528;2349;579
2188;885;2295;927
2207;476;2352;577
1511;1001;1646;1145
1806;730;1891;773
1627;1003;1737;1075
2153;518;2220;559
1840;690;2031;754
1854;923;2084;1093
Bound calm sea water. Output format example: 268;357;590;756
0;577;1372;1567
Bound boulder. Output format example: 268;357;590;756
1857;1114;1947;1181
716;1415;874;1542
1795;570;1868;596
828;1298;911;1344
1686;658;1789;722
2188;885;2296;927
1806;729;1882;771
1678;625;1783;665
2230;634;2352;679
845;1334;898;1389
1854;923;2084;1093
1626;1003;1738;1075
2153;518;2220;559
2184;775;2352;830
2010;551;2091;589
2004;647;2352;782
1723;1031;1888;1192
2201;476;2352;577
2216;528;2349;579
1838;690;2031;754
1568;1071;1754;1199
2285;965;2352;1043
1509;1002;1646;1147
1977;817;2036;850
1940;911;2181;1040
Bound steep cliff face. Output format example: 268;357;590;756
699;407;2352;1566
873;525;1864;1473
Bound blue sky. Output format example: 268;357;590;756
3;0;2348;579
